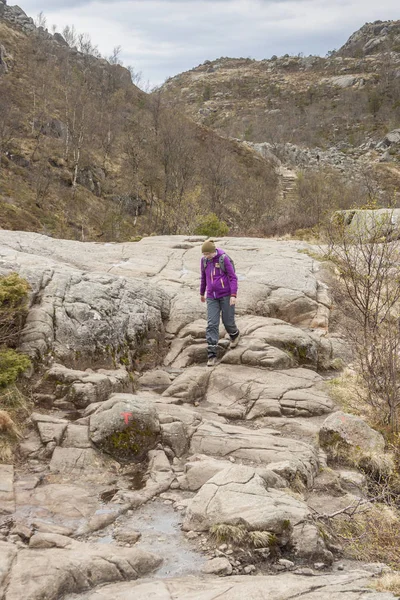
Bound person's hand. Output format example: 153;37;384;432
230;296;236;306
200;295;206;303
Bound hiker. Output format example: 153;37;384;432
200;240;240;366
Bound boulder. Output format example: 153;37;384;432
319;411;386;466
89;393;160;462
183;465;309;537
190;421;319;486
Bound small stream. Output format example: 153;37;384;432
92;498;205;578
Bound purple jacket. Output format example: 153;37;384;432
200;248;238;299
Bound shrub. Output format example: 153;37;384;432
331;504;400;568
0;273;30;347
0;349;31;387
194;213;229;237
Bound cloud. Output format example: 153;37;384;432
18;0;400;86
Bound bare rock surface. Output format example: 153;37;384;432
189;421;319;485
0;541;161;600
0;233;331;349
183;465;309;536
1;231;395;598
0;466;15;515
61;571;396;599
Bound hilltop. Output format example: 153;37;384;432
161;19;400;149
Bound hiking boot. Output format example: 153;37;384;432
229;333;240;349
207;356;217;367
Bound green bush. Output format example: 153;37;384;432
0;273;30;347
0;348;31;387
194;213;229;237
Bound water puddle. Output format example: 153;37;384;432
116;499;205;578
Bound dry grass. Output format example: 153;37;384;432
371;572;400;596
331;504;400;569
0;385;31;463
209;523;277;549
324;369;366;416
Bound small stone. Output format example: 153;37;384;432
244;565;256;574
273;564;286;572
170;481;180;489
201;557;233;576
163;500;173;505
229;457;236;463
278;559;294;570
337;564;345;571
218;544;228;551
293;567;314;576
314;562;326;570
113;530;141;544
186;531;199;540
215;549;225;557
225;549;233;555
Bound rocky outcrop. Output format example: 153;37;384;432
0;230;396;598
183;464;309;535
337;20;400;57
335;208;400;241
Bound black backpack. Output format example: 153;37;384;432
202;253;236;273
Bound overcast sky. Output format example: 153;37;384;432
16;0;400;87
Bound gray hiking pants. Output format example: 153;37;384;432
206;296;239;358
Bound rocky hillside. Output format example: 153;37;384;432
0;231;398;599
160;19;400;199
0;2;277;240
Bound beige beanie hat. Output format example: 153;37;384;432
201;240;216;253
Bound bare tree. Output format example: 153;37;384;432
62;25;78;48
325;210;400;432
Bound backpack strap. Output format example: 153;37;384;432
219;254;226;273
202;256;207;271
